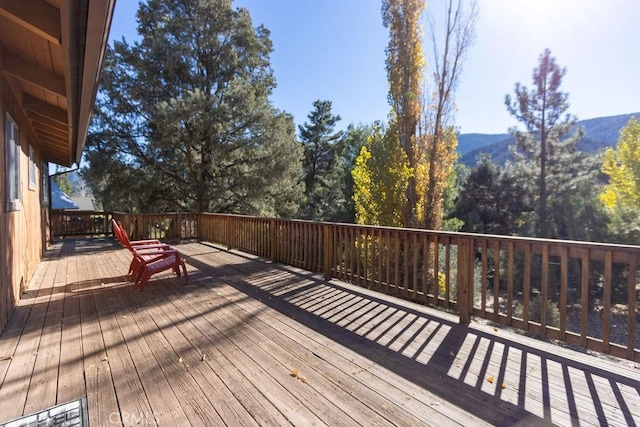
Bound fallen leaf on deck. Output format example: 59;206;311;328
501;383;507;389
290;367;307;384
493;327;498;332
178;357;183;364
449;351;455;357
487;376;494;384
201;354;206;361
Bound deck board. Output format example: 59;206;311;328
195;267;466;427
0;242;60;421
78;245;121;427
1;239;640;426
158;270;400;426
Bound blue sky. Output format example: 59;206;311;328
108;0;640;135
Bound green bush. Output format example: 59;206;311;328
514;295;560;327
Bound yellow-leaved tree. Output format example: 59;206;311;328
382;0;426;227
601;117;640;209
352;124;412;227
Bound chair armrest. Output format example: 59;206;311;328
132;243;171;251
131;239;162;245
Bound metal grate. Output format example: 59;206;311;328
0;397;88;427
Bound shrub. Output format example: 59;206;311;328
514;295;560;327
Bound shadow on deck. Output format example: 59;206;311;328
0;239;638;426
182;242;640;427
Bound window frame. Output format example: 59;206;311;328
5;113;21;211
41;161;49;206
29;144;36;190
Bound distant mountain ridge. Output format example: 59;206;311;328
458;112;639;166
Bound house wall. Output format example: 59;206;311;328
0;77;50;331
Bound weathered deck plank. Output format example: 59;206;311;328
90;258;157;426
78;241;123;426
57;240;86;405
177;244;483;427
155;268;403;426
1;239;639;427
0;242;60;420
108;252;292;427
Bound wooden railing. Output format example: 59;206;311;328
51;210;114;238
111;212;198;242
66;211;640;362
197;213;639;362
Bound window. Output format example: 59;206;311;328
29;145;36;190
41;161;49;205
5;113;21;211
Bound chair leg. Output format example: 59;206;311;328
136;255;187;291
181;260;189;284
138;270;152;291
132;263;145;284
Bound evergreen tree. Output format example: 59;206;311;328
83;0;303;216
52;167;73;196
453;155;533;236
504;49;595;237
299;100;344;221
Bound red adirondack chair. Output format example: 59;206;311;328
112;219;188;288
135;251;189;291
112;219;170;276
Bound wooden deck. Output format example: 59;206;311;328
0;240;639;426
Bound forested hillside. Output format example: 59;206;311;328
459;112;639;166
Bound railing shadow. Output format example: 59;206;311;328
184;242;640;427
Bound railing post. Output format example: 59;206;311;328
323;223;332;281
197;213;204;241
133;214;144;240
226;215;232;250
457;236;473;324
270;219;278;262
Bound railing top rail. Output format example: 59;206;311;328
52;210;113;214
198;212;640;253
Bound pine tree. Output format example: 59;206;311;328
84;0;303;216
52;167;73;196
299;100;344;221
504;49;594;238
453;155;533;236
